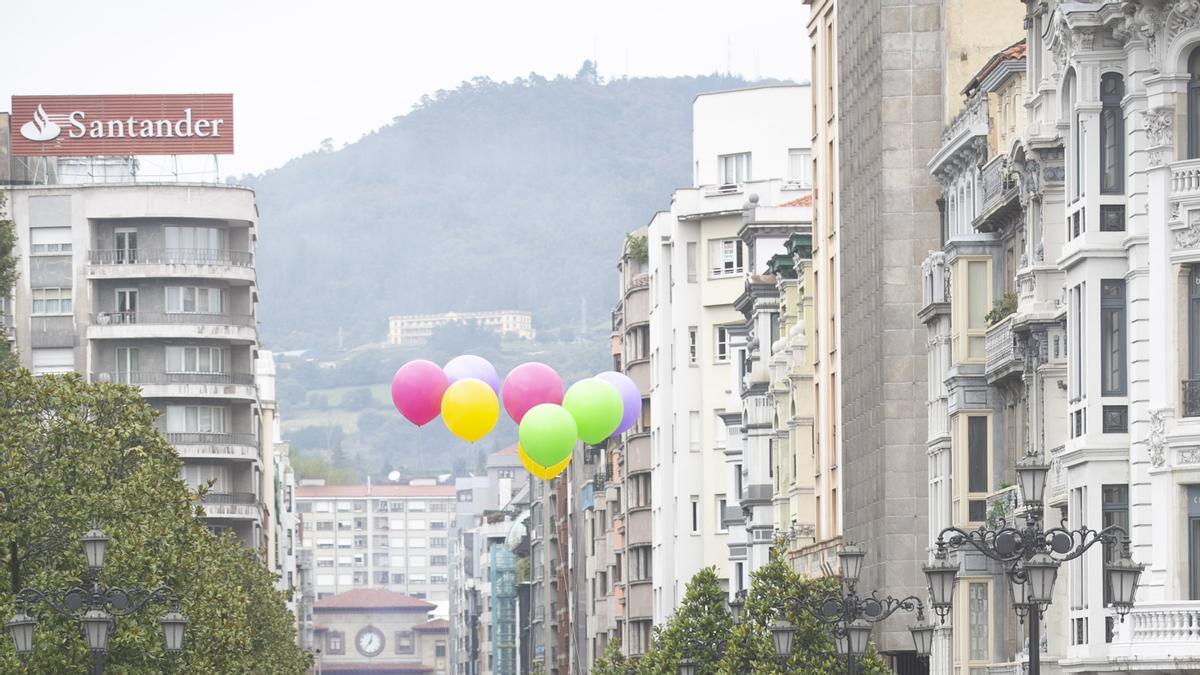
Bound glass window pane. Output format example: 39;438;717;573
969;582;989;661
968;416;988;494
968;261;988;330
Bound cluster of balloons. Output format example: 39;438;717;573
390;356;640;481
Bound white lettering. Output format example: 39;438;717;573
194;119;210;137
211;119;225;136
139;120;155;137
68;111;86;138
174;108;194;137
107;120;125;138
157;120;173;137
89;121;104;138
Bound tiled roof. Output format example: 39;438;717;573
780;195;813;207
963;39;1027;94
313;589;437;612
297;484;456;498
413;618;449;631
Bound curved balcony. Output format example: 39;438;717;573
86;312;257;343
626;358;650;393
86;248;255;283
625;433;651;474
200;491;262;521
626;508;651;546
167;432;259;461
94;371;257;400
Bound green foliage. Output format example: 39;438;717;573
289;454;359;485
985;290;1019;326
636;567;731;675
592;636;631;675
244;71;768;351
626;234;649;264
0;370;310;673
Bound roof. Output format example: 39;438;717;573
313;589;438;612
963;39;1027;95
413;618;449;632
317;664;433;673
494;443;519;457
780;195;813;207
297;485;456;498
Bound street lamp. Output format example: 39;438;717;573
924;453;1143;675
676;591;746;675
771;543;933;674
6;525;187;674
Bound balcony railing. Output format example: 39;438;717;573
1046;445;1067;504
94;371;256;386
985;316;1020;380
202;491;258;505
1184;380;1200;418
921;251;947;311
1126;602;1200;643
91;311;255;326
981;158;1019;215
166;432;257;446
89;248;253;266
1171;158;1200;199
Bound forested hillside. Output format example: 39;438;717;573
246;65;765;349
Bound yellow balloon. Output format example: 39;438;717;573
441;378;499;442
518;443;571;480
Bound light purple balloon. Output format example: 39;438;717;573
595;371;639;435
444;355;501;394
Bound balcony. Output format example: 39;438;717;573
167;432;259;461
1184;380;1200;418
200;492;261;520
976;157;1020;231
1046;445;1067;506
86;248;255;283
627;580;652;619
626;508;651;546
928;396;948;443
94;371;257;400
1111;601;1200;665
1171;158;1200;201
625;433;651;473
86;312;257;343
985;316;1022;383
625;358;649;393
920;251;948;318
985;484;1024;529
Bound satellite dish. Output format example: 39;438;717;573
387;470;401;482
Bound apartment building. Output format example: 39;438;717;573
646;83;811;619
830;1;1025;665
296;482;456;612
312;589;449;674
387;310;535;346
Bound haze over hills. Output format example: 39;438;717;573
245;65;771;350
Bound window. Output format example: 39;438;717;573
733;464;743;499
718;152;751;185
690;495;700;533
968;582;989;663
436;642;447;657
31;288;71;315
114;229;137;263
30;227;71;255
391;573;405;584
966;416;989;522
166;286;227;314
709;239;744;277
165;226;227;253
952;259;991;363
31;348;73;375
1101;280;1127;396
1190;47;1200;159
317;521;334;531
165;405;229;434
1100;73;1125;194
374;571;390;584
432;537;447;548
716;495;727;532
686;242;697;282
166;346;228;374
327;631;345;655
1102;485;1129;606
788;148;812;187
688;327;698;366
431;573;448;584
715;326;730;363
432;555;448;566
395;630;414;655
630;474;651;508
630;545;652;580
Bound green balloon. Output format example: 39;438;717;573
563;378;623;445
519;404;578;468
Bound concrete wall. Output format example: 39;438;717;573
693;85;812;187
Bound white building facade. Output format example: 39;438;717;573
647;84;811;620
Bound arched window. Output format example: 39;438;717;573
1190;48;1200;158
1100;73;1125;193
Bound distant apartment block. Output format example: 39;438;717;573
296;482;457;614
387;310;534;347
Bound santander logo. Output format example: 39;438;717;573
19;104;62;142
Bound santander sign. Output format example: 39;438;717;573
11;94;234;157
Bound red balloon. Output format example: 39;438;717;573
391;360;449;426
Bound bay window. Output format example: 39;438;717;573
952;258;991;363
1100;280;1126;396
1099;73;1125;194
166;346;228;374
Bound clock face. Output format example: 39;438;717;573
356;626;384;657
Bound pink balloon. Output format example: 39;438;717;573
391;360;449;426
502;362;564;423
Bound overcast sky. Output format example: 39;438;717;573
3;1;809;176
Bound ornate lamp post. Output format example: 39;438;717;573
5;524;187;674
676;590;747;675
923;454;1143;675
769;544;934;674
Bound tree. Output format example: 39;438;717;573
592;636;631;675
0;194;16;370
0;370;310;673
720;546;888;674
636;567;731;675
